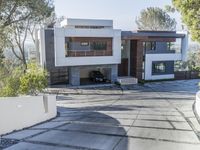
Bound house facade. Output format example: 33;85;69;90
37;18;188;86
120;31;188;81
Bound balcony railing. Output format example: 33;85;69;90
66;50;112;57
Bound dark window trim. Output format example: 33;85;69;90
75;26;104;29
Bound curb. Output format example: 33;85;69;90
193;102;200;125
193;91;200;125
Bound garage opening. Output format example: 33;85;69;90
80;67;111;85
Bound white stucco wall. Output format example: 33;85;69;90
177;31;189;61
0;95;57;135
54;28;121;67
61;18;113;28
195;92;200;121
145;53;182;80
38;29;46;67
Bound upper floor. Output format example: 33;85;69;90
37;18;188;68
121;30;188;61
53;18;121;67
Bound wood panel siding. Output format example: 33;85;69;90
130;40;143;80
118;58;128;77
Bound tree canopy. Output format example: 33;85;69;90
172;0;200;43
0;0;54;28
136;7;177;31
0;0;54;44
0;0;54;68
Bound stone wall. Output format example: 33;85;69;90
174;71;200;80
49;67;68;85
44;29;68;85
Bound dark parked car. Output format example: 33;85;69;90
89;71;106;82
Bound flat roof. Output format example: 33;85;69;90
122;30;185;39
61;18;113;27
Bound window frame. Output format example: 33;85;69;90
90;41;107;51
152;62;166;74
144;41;156;51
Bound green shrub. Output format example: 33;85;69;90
0;67;22;97
0;63;48;97
0;77;20;97
19;63;48;95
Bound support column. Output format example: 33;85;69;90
69;67;80;86
111;65;118;83
104;65;118;83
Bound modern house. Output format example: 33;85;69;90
37;18;188;86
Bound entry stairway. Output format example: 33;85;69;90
117;76;138;85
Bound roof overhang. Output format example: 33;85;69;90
121;31;185;40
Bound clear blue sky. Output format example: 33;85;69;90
55;0;182;30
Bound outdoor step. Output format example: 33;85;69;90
117;77;138;85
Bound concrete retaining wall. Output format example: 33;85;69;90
0;95;57;135
195;92;200;122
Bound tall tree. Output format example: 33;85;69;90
0;27;9;66
8;20;30;68
0;49;4;66
172;0;200;43
0;0;54;68
136;7;177;31
0;0;54;28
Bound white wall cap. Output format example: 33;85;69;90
61;18;113;27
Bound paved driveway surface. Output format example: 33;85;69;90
2;79;200;150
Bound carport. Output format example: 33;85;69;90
80;66;111;85
68;64;118;86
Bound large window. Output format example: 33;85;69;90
144;42;156;51
167;39;181;53
167;42;175;51
121;40;128;58
90;41;107;50
64;37;112;57
152;62;166;74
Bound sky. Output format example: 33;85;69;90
55;0;183;31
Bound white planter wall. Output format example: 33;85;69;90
144;53;182;80
195;92;200;120
0;95;57;135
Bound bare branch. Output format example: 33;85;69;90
0;0;2;7
28;23;37;43
3;13;31;27
4;2;18;26
10;44;23;62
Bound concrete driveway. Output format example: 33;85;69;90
2;79;200;150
